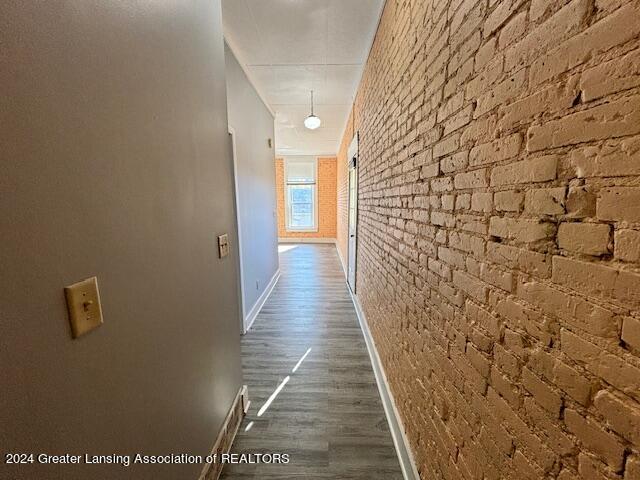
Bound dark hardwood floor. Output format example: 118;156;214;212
220;243;403;480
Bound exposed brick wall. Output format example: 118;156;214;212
337;109;355;265
276;157;337;239
337;0;640;478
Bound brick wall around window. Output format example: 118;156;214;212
276;157;337;239
337;0;640;478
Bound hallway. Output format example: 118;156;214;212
221;244;402;480
3;1;640;479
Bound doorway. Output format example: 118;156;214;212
347;133;358;292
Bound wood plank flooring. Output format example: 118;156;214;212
220;243;403;480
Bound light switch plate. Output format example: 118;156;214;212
218;234;229;258
64;277;104;338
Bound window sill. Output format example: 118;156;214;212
286;228;318;233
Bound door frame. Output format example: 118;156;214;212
228;125;247;334
347;133;359;292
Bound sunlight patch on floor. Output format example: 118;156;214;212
278;244;299;253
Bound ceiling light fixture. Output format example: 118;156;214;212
304;90;321;130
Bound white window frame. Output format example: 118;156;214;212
284;157;318;233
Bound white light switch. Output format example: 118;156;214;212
64;277;104;338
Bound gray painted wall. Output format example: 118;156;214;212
0;2;243;479
224;43;279;325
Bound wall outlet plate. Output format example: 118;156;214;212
64;277;104;338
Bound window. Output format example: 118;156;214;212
285;158;317;231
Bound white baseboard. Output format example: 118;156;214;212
278;237;336;244
336;241;347;278
349;291;420;480
199;386;246;480
243;269;280;333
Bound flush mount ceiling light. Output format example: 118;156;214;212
304;90;321;130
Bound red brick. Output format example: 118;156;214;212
471;192;492;212
557;468;579;480
570;136;640;178
523;398;574;457
440;151;469;174
487;241;551;278
518;280;619;339
494;190;523;212
552;360;592;406
454;168;488;189
527;96;640;151
489;216;556;243
484;0;524;36
474;68;527;118
557;223;611;256
511;449;544;479
593;390;640;444
449;231;485;256
480;262;513;291
524;187;566;215
627;456;640;480
498;78;579;130
621;316;640;351
580;48;640;101
530;2;640;85
439;246;466;269
522;367;562;417
491;156;557;186
460;113;497;145
578;453;612;480
469;133;522;166
565;186;596;219
450;30;482;74
466;342;491;377
495;343;521;378
431;176;454;192
564;409;625;471
552;255;640;309
466;300;501;338
475;37;497;71
597;187;640;223
487;387;556;471
498;11;526;49
615;229;640;263
434;134;461;158
453;270;488;302
528;0;554;22
560;329;640;402
437;91;465;123
503;0;589;72
443;104;474;136
421;162;440;179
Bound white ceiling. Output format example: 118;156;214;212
221;0;385;156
